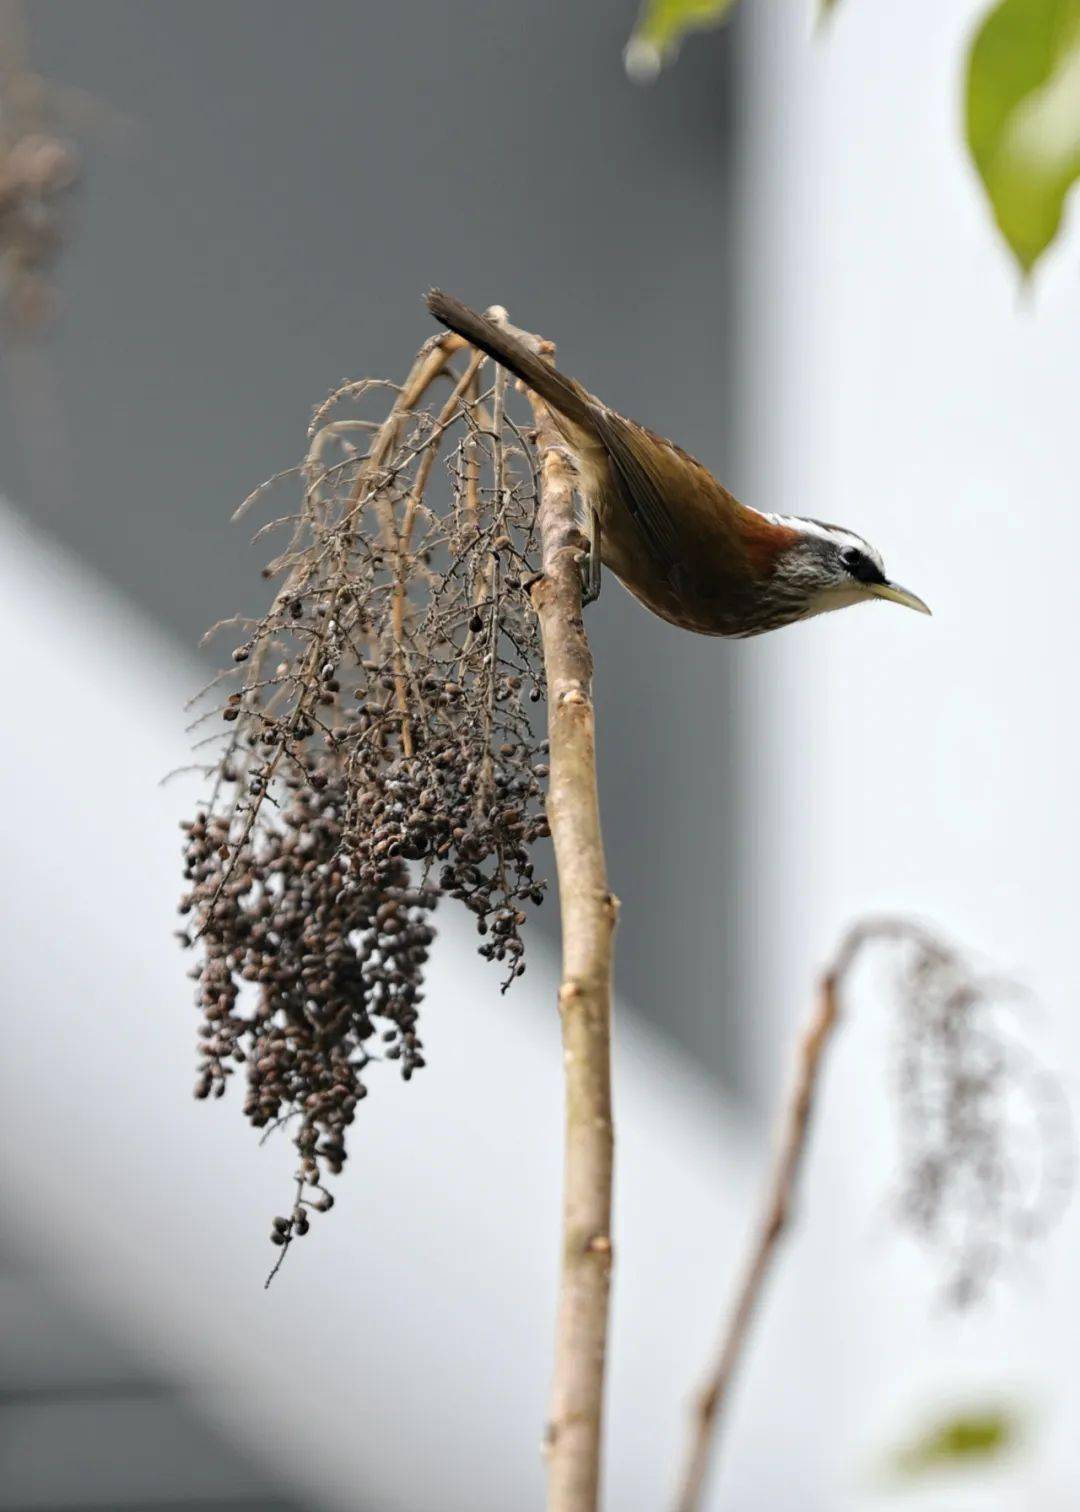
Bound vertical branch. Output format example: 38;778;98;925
528;392;618;1512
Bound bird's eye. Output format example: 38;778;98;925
840;546;885;584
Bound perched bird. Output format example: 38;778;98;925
426;290;930;636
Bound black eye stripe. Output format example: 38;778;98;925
841;547;886;585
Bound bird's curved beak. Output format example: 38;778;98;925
868;580;932;616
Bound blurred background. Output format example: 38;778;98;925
2;0;1080;1508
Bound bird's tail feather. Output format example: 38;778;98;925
425;289;594;432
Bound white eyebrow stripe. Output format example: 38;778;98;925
762;514;886;572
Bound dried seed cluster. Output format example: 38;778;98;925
178;344;552;1268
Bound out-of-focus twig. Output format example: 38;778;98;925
672;918;931;1512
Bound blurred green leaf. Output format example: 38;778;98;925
892;1406;1021;1478
624;0;740;82
966;0;1080;274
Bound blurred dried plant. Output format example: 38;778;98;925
178;322;555;1268
0;0;79;330
675;917;1072;1512
888;923;1073;1307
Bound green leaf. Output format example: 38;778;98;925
891;1406;1022;1479
965;0;1080;274
624;0;741;82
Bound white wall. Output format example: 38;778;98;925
733;1;1080;1506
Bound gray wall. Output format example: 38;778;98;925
3;0;746;1082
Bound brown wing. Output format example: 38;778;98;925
590;408;781;597
590;408;684;578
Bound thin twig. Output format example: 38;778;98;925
391;347;486;754
524;354;618;1512
672;918;922;1512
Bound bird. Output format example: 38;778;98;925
425;290;930;637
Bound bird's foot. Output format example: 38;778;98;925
578;548;601;607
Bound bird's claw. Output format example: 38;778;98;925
578;548;601;607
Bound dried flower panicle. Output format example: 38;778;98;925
178;338;552;1267
878;925;1073;1307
